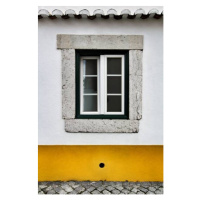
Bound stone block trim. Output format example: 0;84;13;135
65;119;139;133
57;35;143;50
58;35;143;133
129;50;143;120
62;49;75;119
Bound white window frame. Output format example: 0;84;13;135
80;56;100;115
104;55;124;115
80;55;124;115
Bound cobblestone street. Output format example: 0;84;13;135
38;181;163;195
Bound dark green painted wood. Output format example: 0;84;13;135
76;50;129;119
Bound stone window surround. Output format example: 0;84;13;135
57;35;143;133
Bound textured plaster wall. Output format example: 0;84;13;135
38;13;163;145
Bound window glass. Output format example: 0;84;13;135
84;95;97;111
83;77;97;93
107;96;121;112
107;76;121;94
107;58;121;74
83;60;97;75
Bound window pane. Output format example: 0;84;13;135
84;95;97;112
107;76;121;94
107;96;121;112
83;59;97;75
83;77;97;93
107;58;121;74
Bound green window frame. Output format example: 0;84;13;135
76;50;129;119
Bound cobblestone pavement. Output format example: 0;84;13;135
38;181;163;195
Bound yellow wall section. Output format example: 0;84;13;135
38;145;163;182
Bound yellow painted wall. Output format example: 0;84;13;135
38;145;163;181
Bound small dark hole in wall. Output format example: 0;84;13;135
99;163;105;168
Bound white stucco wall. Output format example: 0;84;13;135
38;6;163;145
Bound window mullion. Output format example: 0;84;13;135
100;55;105;114
104;55;107;114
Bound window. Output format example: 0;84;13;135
57;35;143;133
81;55;123;114
76;50;129;119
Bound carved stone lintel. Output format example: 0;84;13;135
57;35;143;50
